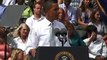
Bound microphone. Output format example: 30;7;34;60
54;28;67;47
61;28;67;37
61;28;67;44
54;28;60;37
54;28;62;42
54;28;65;42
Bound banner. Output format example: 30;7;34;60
96;0;107;15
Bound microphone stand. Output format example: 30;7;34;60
57;37;64;47
4;38;7;60
62;39;64;47
4;31;7;60
59;36;67;47
60;28;67;47
60;38;64;47
61;37;67;47
60;34;67;47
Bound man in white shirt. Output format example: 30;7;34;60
26;1;43;30
25;1;69;58
83;25;107;60
25;1;46;56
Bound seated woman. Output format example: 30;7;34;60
11;23;30;54
66;22;86;46
88;10;107;45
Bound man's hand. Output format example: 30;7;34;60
29;49;36;57
90;32;97;41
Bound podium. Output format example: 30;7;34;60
36;46;89;60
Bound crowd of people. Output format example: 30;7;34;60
0;0;107;60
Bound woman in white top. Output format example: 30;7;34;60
88;10;107;44
12;23;30;54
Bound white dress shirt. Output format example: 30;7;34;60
25;15;70;54
83;35;107;59
12;37;28;53
25;16;53;54
26;15;44;30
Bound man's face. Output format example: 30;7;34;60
33;4;42;15
47;3;59;22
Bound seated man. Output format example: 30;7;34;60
83;25;107;60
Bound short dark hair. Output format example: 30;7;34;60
43;0;56;14
33;1;42;8
86;25;97;34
